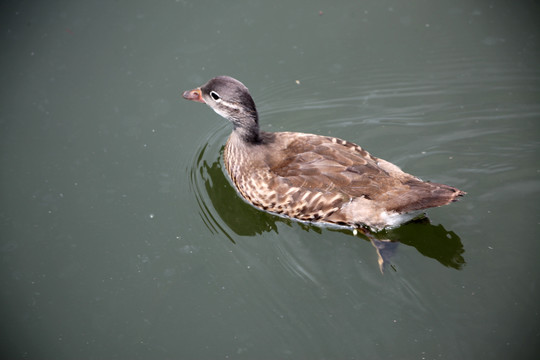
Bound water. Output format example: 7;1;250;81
1;0;539;359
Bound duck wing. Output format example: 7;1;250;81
263;132;463;215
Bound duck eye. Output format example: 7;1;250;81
210;91;221;101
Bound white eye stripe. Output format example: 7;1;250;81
210;91;221;102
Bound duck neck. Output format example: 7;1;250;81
232;112;261;144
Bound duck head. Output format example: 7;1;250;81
183;76;261;143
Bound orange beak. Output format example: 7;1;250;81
182;88;205;103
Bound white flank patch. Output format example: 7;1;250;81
379;211;421;228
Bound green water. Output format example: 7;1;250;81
1;0;539;359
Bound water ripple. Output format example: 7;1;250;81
187;123;236;242
256;56;540;136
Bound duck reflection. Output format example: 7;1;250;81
197;154;465;272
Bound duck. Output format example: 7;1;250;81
182;76;465;231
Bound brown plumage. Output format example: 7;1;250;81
182;76;465;231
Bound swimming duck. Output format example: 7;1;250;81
182;76;465;231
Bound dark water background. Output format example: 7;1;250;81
1;0;539;359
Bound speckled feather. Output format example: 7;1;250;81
224;130;463;230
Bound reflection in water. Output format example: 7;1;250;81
359;218;465;273
383;219;465;270
190;139;465;272
189;143;279;243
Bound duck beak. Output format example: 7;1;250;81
182;88;205;103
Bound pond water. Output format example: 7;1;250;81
1;0;539;359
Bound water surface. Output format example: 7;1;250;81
1;0;539;359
